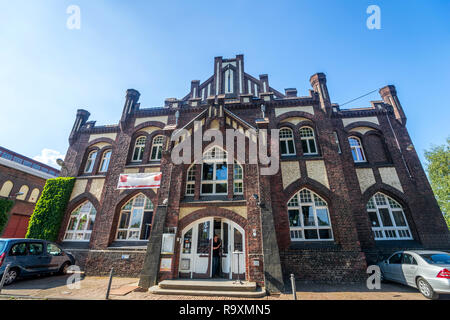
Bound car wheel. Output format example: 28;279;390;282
3;268;19;286
417;277;439;300
59;262;71;275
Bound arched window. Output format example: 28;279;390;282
99;150;112;172
116;194;153;240
16;185;29;200
28;188;40;203
64;201;97;241
84;150;97;173
150;135;164;161
279;127;296;156
348;136;366;162
287;189;333;241
233;162;244;195
367;193;412;240
132;136;146;162
0;181;13;197
299;127;318;155
185;165;196;195
201;147;228;195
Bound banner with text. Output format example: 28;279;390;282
117;172;162;189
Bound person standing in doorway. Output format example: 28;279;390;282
212;234;222;278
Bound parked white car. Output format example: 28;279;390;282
378;250;450;299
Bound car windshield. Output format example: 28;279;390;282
420;253;450;265
0;241;6;253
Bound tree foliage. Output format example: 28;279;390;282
425;137;450;229
0;198;14;235
26;177;75;241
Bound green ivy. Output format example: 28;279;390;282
0;198;14;235
26;177;75;241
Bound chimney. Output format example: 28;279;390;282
379;85;406;125
285;88;297;97
69;109;90;145
120;89;140;125
310;73;331;115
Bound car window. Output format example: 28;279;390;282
28;243;44;255
9;243;27;256
402;253;417;265
419;253;450;265
389;253;402;264
0;241;6;253
47;243;62;256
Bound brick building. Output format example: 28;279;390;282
58;55;449;293
0;146;59;238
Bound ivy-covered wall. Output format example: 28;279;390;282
0;198;14;235
26;177;75;241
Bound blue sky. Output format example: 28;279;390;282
0;0;449;168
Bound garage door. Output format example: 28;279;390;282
2;214;30;238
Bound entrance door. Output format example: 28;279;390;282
179;217;245;280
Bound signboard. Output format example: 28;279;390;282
117;172;162;189
160;258;172;272
161;233;175;254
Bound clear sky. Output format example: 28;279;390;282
0;0;449;169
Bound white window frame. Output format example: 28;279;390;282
287;189;334;241
280;127;296;156
299;126;318;155
84;151;97;173
201;147;228;196
150;135;164;161
116;194;154;241
348;136;366;163
233;162;244;195
64;201;97;241
99;150;112;172
367;193;413;240
132;136;146;162
185;164;196;196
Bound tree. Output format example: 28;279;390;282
425;137;450;230
0;198;14;235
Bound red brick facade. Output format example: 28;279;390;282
57;55;450;290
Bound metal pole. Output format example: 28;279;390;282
105;268;114;300
290;274;297;300
0;264;11;294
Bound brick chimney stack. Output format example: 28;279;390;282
310;73;331;115
379;85;406;125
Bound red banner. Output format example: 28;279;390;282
117;172;162;189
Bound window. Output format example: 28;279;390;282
132;136;146;162
402;253;417;265
99;150;112;172
185;165;196;195
47;243;62;256
201;147;228;195
279;128;296;156
150;135;164;161
84;151;97;173
116;194;153;240
28;188;40;203
0;181;13;197
366;193;412;240
64;201;97;241
389;253;403;264
9;243;27;256
233;162;244;195
16;185;29;200
28;243;43;255
348;137;366;162
299;127;318;155
419;253;450;265
287;189;333;241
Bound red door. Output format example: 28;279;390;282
2;214;30;238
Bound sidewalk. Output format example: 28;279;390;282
0;274;446;300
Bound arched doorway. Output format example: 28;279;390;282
179;217;245;280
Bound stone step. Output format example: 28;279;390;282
149;285;266;298
158;279;257;292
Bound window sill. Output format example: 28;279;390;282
125;163;161;168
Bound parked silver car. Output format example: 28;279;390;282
378;250;450;299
